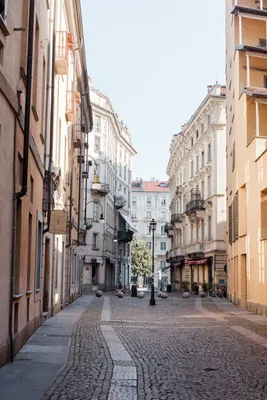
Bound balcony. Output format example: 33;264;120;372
186;199;205;215
72;123;82;148
55;32;74;75
171;213;183;229
66;91;76;122
118;230;133;243
186;242;205;254
91;182;110;196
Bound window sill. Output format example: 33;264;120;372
35;289;41;293
0;17;10;36
26;290;33;295
260;237;267;241
13;293;24;300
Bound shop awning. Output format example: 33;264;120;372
185;259;207;265
118;211;137;232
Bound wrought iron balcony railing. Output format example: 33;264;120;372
185;199;205;215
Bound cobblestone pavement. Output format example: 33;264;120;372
43;294;267;400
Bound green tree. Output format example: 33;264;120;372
131;236;152;279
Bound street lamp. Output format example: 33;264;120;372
149;218;157;306
84;200;105;224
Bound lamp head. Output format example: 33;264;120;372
99;213;105;223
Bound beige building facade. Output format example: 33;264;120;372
0;0;92;367
226;0;267;312
166;84;227;292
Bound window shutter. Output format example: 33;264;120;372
229;204;233;244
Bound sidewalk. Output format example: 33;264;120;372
0;296;93;400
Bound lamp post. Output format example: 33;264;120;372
84;200;105;225
149;218;157;306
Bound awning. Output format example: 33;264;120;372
185;259;207;265
118;211;137;232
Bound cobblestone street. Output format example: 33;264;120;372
2;293;267;400
44;294;267;400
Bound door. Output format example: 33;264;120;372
43;239;50;312
241;254;247;307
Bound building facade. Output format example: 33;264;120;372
131;180;171;289
166;84;227;292
77;81;136;293
0;0;92;367
226;0;267;312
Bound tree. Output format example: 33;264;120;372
131;236;152;279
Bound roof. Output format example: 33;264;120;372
132;181;169;193
243;87;267;97
231;5;267;17
236;44;267;55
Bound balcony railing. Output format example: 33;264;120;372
118;230;133;243
185;199;205;215
171;214;182;224
66;91;76;122
72;123;82;148
55;32;74;75
91;183;110;195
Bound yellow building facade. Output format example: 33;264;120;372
226;0;267;312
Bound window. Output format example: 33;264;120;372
119;163;122;176
146;242;151;250
147;224;151;234
201;123;204;134
161;198;166;206
201;221;204;242
132;197;136;206
160;260;166;269
0;1;6;21
146;211;151;219
147;197;152;206
0;40;3;66
124;165;127;180
208;143;212;162
132;211;137;220
208;115;211;127
161;212;166;221
196;130;199;140
191;223;193;243
94;115;101;131
264;75;267;89
191;137;193;147
259;38;267;47
27;213;32;291
201;151;204;167
30;176;34;203
161;225;165;235
35;214;42;290
160;242;167;251
208;217;212;241
93;233;98;249
196;156;199;173
232;142;235;171
201;180;204;199
190;160;193;177
94;136;100;153
208;176;211;197
32;18;40;112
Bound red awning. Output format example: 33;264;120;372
175;262;181;267
185;259;207;265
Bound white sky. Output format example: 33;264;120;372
81;0;225;180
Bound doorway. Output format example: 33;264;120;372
43;238;50;312
241;254;247;307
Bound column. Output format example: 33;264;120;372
246;54;250;87
256;101;260;136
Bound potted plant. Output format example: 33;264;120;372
202;282;208;294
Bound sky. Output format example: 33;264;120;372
81;0;225;181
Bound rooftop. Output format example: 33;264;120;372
132;180;169;193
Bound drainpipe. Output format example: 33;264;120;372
43;0;56;234
9;0;35;362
